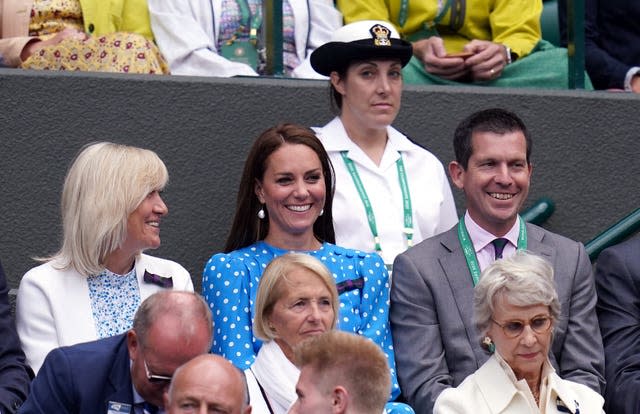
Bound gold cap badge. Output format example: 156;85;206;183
370;24;392;47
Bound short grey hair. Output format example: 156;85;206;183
474;250;560;337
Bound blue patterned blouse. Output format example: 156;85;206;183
87;267;141;338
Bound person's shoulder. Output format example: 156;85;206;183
599;236;640;259
323;243;369;257
19;260;74;292
390;127;443;159
322;243;388;274
313;117;347;149
39;334;128;384
53;333;126;361
22;260;64;278
204;244;263;274
527;223;583;250
323;243;383;266
400;227;457;260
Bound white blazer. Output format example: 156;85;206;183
434;354;605;414
148;0;342;78
16;253;193;373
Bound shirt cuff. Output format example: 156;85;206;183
624;67;640;91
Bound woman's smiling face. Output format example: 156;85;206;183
255;143;326;244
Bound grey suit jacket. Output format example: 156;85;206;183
391;222;605;414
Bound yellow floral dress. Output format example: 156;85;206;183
20;0;169;74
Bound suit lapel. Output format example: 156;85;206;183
525;223;555;263
438;228;482;360
439;229;475;322
104;336;135;413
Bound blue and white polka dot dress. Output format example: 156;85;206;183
202;240;405;404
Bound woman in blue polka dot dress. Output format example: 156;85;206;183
203;124;413;413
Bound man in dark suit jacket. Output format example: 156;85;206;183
595;236;640;414
391;108;605;413
560;0;640;91
19;290;213;414
0;260;32;413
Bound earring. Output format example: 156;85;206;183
257;207;265;219
319;208;324;216
482;336;495;354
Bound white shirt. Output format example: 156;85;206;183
315;117;458;266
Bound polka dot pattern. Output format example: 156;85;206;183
385;402;416;413
202;240;403;400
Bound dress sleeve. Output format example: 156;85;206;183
147;0;258;76
15;269;58;375
202;252;257;369
356;253;402;401
489;0;542;58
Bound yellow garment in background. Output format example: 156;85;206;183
338;0;542;59
20;0;168;73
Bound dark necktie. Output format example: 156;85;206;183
492;238;509;259
143;402;159;414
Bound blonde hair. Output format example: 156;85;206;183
294;331;391;413
253;253;338;341
48;142;168;275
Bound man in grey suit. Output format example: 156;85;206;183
391;108;605;413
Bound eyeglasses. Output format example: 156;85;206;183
491;315;553;338
143;358;172;384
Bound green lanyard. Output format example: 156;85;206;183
341;151;414;256
457;215;527;286
398;0;452;35
235;0;262;43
